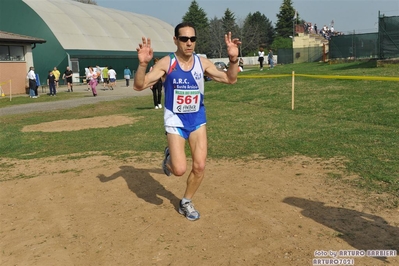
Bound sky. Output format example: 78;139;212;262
95;0;399;34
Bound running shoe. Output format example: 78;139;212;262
179;200;200;221
162;147;171;176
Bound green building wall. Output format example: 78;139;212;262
0;0;68;85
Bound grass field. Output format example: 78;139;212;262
1;60;398;200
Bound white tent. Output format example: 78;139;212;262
23;0;175;52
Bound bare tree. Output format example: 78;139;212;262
209;17;225;58
73;0;97;4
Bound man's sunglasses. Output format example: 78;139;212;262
177;36;197;42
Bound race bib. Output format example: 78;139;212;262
173;89;201;113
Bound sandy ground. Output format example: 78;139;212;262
1;115;398;266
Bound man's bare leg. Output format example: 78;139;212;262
165;133;186;176
165;126;207;220
184;126;207;199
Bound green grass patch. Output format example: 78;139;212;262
0;61;398;197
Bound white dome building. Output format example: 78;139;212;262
0;0;176;87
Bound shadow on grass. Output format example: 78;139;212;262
97;165;180;211
283;197;399;263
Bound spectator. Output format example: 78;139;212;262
90;72;98;96
149;59;162;109
85;66;92;91
35;72;40;97
102;66;109;89
52;67;60;89
124;66;132;87
108;66;116;90
27;66;37;98
47;70;56;96
258;47;265;71
95;65;102;83
268;49;274;69
239;57;244;72
63;66;73;92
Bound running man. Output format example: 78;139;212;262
133;22;241;221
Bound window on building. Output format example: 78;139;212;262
0;45;25;61
10;46;24;61
0;46;8;61
71;60;79;73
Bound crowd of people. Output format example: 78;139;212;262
26;66;66;98
26;65;127;98
302;22;343;40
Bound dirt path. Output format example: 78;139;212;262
1;117;398;266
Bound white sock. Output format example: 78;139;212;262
181;198;191;204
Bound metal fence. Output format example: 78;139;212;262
379;15;399;59
282;14;399;63
329;14;399;60
329;33;378;59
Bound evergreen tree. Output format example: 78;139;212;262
220;9;240;57
182;0;210;55
275;0;296;38
222;9;239;37
241;12;274;56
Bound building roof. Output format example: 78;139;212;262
0;30;46;44
23;0;175;52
